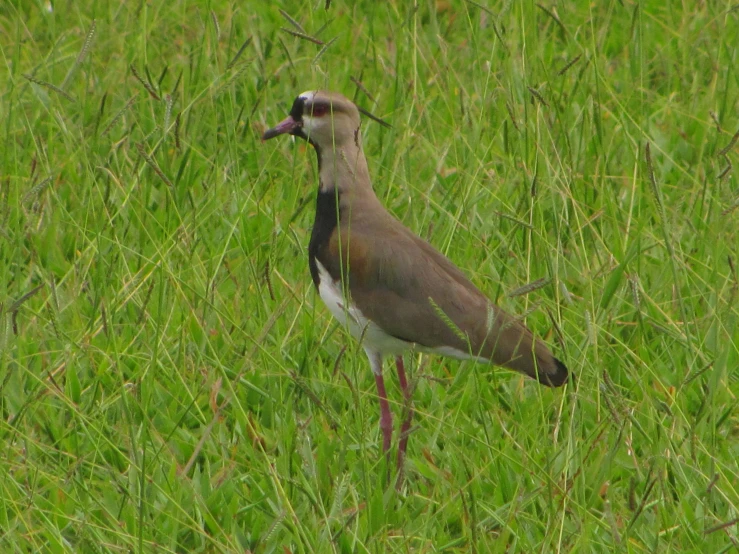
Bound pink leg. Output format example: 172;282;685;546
366;349;392;463
395;355;414;471
374;372;393;459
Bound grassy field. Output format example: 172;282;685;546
1;0;738;552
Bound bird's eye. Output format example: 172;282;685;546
310;103;330;117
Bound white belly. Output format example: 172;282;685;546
315;260;411;355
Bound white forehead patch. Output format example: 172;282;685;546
297;91;321;136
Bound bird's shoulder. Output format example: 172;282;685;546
329;211;484;303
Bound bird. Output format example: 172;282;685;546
262;90;569;476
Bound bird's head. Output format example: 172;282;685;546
262;90;362;150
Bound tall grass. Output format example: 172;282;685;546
1;1;737;552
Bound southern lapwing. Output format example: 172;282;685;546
263;90;569;474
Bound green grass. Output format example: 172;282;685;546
1;0;738;552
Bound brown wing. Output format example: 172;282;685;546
319;214;568;387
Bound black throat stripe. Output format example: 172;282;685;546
289;96;305;121
308;186;340;287
287;95;316;146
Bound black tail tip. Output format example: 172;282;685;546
542;357;571;387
